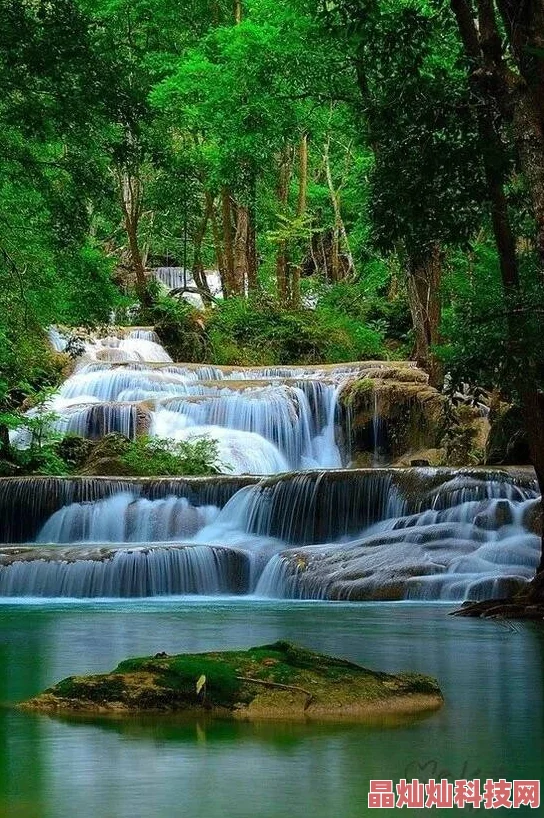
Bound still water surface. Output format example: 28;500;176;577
0;599;542;817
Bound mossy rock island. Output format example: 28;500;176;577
20;641;443;722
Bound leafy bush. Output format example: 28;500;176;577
315;279;412;346
0;397;68;475
139;294;211;362
119;435;224;476
205;293;387;365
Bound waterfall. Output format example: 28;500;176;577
0;475;257;543
0;545;249;597
5;325;540;601
32;327;351;472
0;469;539;600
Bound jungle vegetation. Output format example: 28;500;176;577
1;0;544;549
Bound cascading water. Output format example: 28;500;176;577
2;327;540;600
15;327;350;472
0;469;539;600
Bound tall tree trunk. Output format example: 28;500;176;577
290;134;308;308
233;204;249;295
331;230;340;283
406;245;443;387
247;208;258;292
205;191;227;296
118;171;151;307
513;93;544;269
192;197;212;296
221;187;235;296
297;133;308;216
494;0;544;269
276;146;292;304
324;136;355;277
451;0;544;573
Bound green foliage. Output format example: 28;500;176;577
315;277;411;347
0;0;120;404
139;294;211;362
205;294;386;365
119;435;224;476
0;394;68;475
437;238;544;395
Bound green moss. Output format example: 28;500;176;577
21;642;443;721
54;675;127;702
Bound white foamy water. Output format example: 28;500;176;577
0;470;537;601
3;328;537;601
34;327;348;472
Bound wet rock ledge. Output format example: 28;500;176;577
451;572;544;621
20;641;443;721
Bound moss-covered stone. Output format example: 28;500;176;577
79;433;132;476
340;370;447;465
20;641;443;721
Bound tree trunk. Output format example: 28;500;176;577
118;171;151;307
513;93;544;269
233;204;249;296
324;136;355;277
297;133;308;216
451;0;544;575
192;197;212;296
276;146;292;304
290;133;308;308
247;208;258;292
221;187;235;296
406;245;443;386
205;191;227;296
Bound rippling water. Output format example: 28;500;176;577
0;600;542;817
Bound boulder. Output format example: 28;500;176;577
340;367;446;465
79;433;131;476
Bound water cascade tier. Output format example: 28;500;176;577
29;326;399;472
0;469;539;600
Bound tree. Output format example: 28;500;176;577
449;0;544;572
324;0;484;385
0;0;118;433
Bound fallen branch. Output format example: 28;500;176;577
236;675;314;710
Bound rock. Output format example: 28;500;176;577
19;641;443;722
79;433;131;476
0;460;21;477
486;402;530;465
474;499;514;530
521;499;542;538
441;404;489;466
54;435;94;470
451;571;544;619
340;369;446;465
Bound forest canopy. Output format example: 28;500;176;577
1;0;544;488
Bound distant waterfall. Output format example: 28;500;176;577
36;326;354;473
